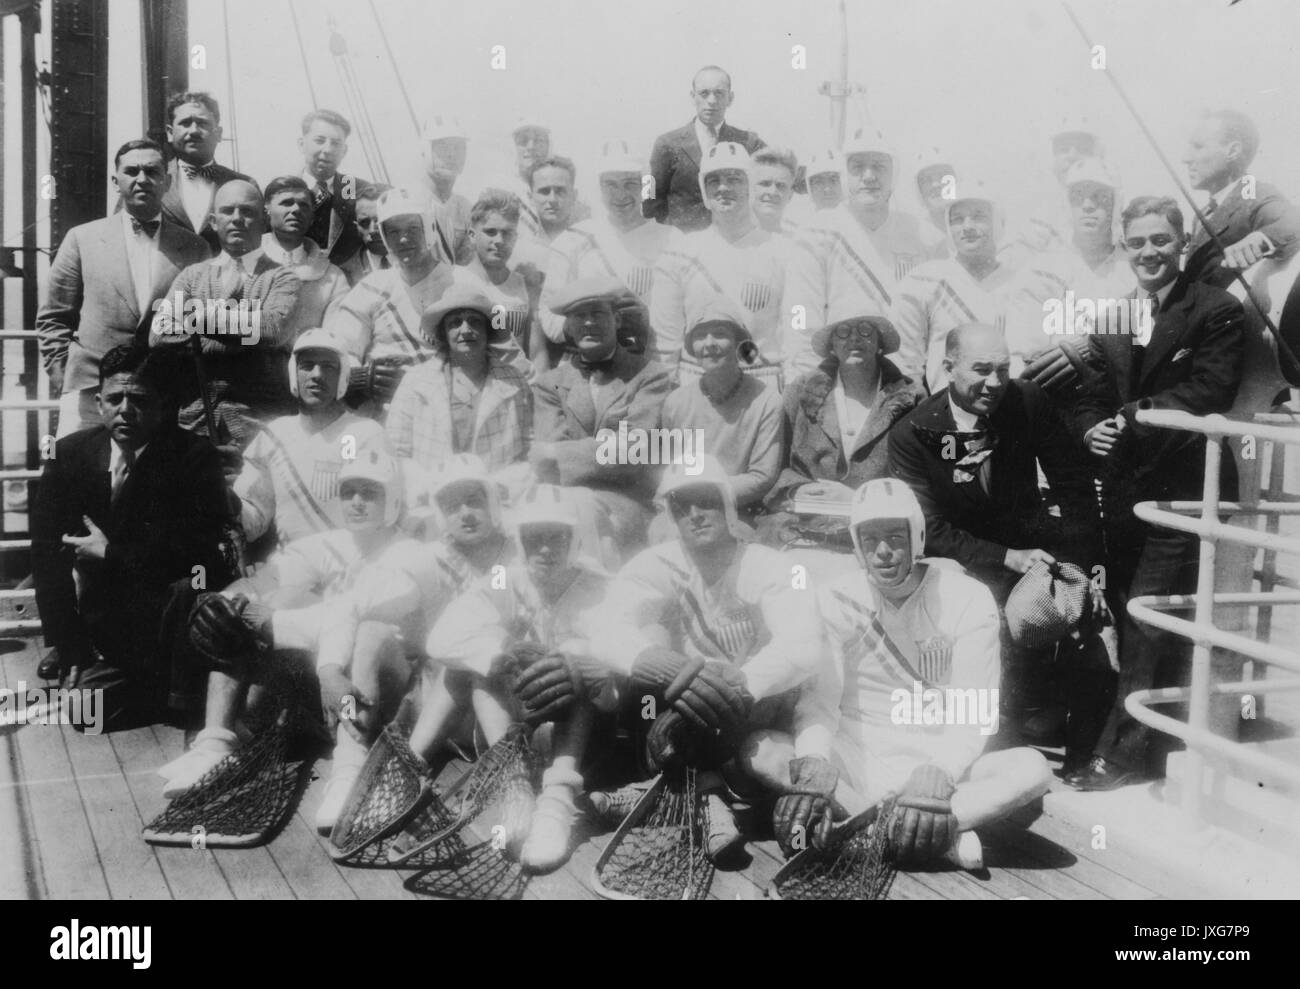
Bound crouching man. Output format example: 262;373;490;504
425;485;616;871
744;479;1051;869
160;451;435;832
593;457;823;860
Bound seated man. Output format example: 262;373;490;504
593;457;823;860
233;328;389;549
533;276;673;557
260;175;351;335
32;344;234;731
888;322;1112;773
150;179;303;445
326;188;484;412
424;485;616;870
658;296;782;521
160;451;435;830
743;479;1051;869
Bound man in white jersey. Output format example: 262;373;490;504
744;478;1050;868
593;457;823;859
327;189;485;411
783;132;929;352
541;141;680;354
891;189;1070;392
161;451;440;830
232;328;388;550
462;189;537;365
651;142;797;377
419;113;475;266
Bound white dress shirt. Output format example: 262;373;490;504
694;117;721;153
121;211;162;314
177;161;217;233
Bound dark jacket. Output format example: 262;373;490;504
32;423;233;678
888;380;1102;590
1184;179;1300;287
1071;276;1246;520
302;171;369;270
533;347;674;504
767;359;924;509
643;120;765;232
159;159;253;255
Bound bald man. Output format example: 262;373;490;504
887;323;1113;770
150;179;304;445
644;66;765;232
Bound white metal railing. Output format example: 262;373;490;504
1128;409;1300;819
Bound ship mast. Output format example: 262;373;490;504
817;0;864;150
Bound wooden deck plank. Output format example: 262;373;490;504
60;716;173;899
0;641;44;898
977;825;1110;901
3;643;110;900
107;727;234;900
984;816;1155;900
150;724;297;901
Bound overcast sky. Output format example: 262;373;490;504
6;0;1300;244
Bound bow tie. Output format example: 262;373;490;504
131;217;160;237
180;161;219;182
950;425;997;485
576;354;617;377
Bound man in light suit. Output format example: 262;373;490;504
39;139;211;437
1182;108;1300;287
644;65;765;233
160;92;251;254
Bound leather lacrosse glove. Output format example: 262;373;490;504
514;649;607;724
645;708;697;773
774;756;840;857
672;660;753;737
348;358;407;405
189;592;273;673
1022;336;1098;392
629;646;701;699
891;763;959;866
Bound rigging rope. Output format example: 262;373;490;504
287;0;320;109
366;0;420;135
220;0;241;172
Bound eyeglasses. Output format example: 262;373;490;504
832;324;878;342
1123;234;1177;250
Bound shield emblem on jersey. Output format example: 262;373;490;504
713;606;757;662
626;265;653;299
503;307;529;341
894;255;920;282
313;461;341;502
916;635;953;685
740;280;771;313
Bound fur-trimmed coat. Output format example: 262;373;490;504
766;359;924;509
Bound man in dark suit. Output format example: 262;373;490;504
40;139;210;437
888;322;1113;771
643;65;765;233
1182;109;1300;287
297;108;368;271
160;92;251;254
31;345;234;731
1069;196;1246;790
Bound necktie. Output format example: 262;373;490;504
951;420;996;494
1204;196;1218;218
131;217;160;237
312;183;331;209
111;447;135;507
181;161;218;182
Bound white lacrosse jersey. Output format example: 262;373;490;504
428;562;610;678
595;540;822;701
234;411;390;547
796;564;1000;796
651;225;792;372
327;264;489;364
540;217;681;344
891;257;1070;392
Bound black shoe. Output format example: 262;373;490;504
1062;756;1141;792
36;650;63;681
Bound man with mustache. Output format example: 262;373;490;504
230;328;388;550
149;179;304;446
296;109;369;272
887;322;1113;772
158;92;250;254
1066;196;1245;790
652;143;796;379
40;138;210;437
540;141;681;358
644;65;765;233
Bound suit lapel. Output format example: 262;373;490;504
680;121;702;167
1139;284;1193;389
848;384;898;458
560;365;598;434
161;161;196;233
325;174;345;255
100;218;140;319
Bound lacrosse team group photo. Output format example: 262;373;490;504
0;0;1296;924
